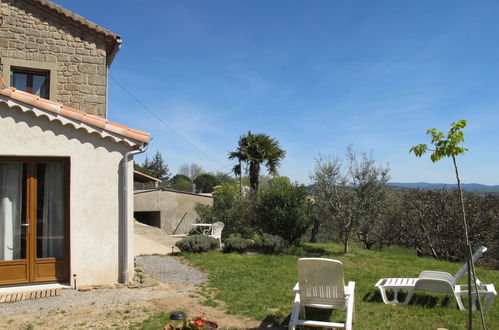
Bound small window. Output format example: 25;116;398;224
11;68;50;99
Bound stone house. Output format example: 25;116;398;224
0;0;149;289
0;0;118;118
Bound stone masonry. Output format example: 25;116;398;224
0;0;112;118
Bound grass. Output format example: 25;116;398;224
130;312;174;330
181;243;498;329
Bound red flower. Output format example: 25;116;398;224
193;319;204;328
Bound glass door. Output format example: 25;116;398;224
33;162;67;282
0;158;68;286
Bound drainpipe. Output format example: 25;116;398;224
121;142;148;283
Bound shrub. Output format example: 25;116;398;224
195;183;256;238
193;202;215;224
254;233;287;254
194;173;218;193
254;177;313;245
170;174;194;192
175;235;219;253
212;183;240;210
223;237;254;253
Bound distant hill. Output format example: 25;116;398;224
388;182;499;193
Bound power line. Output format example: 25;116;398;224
109;74;223;167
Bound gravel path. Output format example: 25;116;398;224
136;255;207;284
0;284;191;317
0;224;205;319
0;255;206;317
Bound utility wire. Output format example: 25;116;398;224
109;74;224;167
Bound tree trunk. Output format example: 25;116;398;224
452;156;486;330
239;160;242;200
309;218;321;243
249;162;260;192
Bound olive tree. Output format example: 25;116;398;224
310;147;389;253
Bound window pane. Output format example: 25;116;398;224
36;163;65;259
12;72;28;92
0;163;27;261
32;74;49;98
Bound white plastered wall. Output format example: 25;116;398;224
0;102;135;287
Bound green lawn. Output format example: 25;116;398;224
182;243;498;329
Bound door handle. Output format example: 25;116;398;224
21;223;30;234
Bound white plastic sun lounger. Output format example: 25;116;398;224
375;246;496;312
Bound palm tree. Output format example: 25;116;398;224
228;131;286;193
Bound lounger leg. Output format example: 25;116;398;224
484;292;495;312
288;294;301;330
401;289;414;306
454;292;466;310
379;287;391;304
393;289;399;304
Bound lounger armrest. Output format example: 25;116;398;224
418;271;454;283
345;281;356;296
345;281;355;328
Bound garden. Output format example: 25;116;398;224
141;125;498;329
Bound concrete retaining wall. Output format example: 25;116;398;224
134;189;213;234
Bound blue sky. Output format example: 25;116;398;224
55;0;499;185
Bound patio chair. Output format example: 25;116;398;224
289;258;355;330
208;221;224;245
375;246;496;312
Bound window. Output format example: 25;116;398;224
11;68;50;99
2;59;57;101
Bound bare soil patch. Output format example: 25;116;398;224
0;291;261;329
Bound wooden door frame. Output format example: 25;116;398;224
0;156;70;286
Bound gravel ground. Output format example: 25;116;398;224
0;224;206;321
136;255;207;284
0;284;192;317
0;255;206;318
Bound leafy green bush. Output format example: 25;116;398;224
175;235;219;253
223;237;254;253
212;183;240;210
195;183;256;238
170;174;193;192
194;173;218;193
254;233;287;254
254;177;313;245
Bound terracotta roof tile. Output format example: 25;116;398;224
0;77;150;144
133;170;162;183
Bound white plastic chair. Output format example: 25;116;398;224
289;258;355;330
208;221;224;245
375;246;496;311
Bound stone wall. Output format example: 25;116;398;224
0;0;108;117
